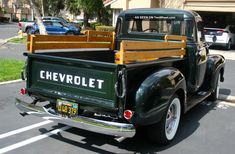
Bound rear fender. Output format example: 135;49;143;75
202;54;225;91
133;67;186;126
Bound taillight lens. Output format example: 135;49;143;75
18;22;22;28
21;88;25;95
217;30;224;34
124;110;133;120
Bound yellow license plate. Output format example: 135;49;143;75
57;99;78;116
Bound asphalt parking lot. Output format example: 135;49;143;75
0;82;235;154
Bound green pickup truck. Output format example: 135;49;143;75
16;8;225;144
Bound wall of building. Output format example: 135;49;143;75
111;0;159;10
111;0;127;10
164;0;184;9
0;0;31;21
128;0;152;9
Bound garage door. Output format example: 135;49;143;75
184;0;235;12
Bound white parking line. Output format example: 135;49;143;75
0;120;53;139
0;126;71;154
219;101;235;107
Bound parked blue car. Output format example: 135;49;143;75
31;21;81;35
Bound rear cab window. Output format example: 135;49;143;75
123;14;194;41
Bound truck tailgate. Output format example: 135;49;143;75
26;54;119;110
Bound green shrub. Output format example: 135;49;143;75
95;26;115;32
90;22;103;30
0;17;10;23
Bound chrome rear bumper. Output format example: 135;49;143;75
15;98;135;138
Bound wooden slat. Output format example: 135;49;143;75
116;49;185;64
165;35;187;41
88;37;113;42
30;35;88;42
34;42;111;50
111;32;116;50
122;41;186;50
29;35;35;53
124;49;185;61
88;30;113;37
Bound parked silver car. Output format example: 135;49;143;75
204;25;235;50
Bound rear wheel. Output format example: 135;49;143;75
225;40;231;50
147;94;181;144
26;27;32;34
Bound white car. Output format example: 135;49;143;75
204;25;235;50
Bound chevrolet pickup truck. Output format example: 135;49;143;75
16;8;225;144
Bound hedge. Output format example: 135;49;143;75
95;26;115;32
0;17;10;23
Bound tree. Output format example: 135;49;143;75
27;0;47;35
66;0;106;28
42;0;65;16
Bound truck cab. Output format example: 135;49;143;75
16;8;225;145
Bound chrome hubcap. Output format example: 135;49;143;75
166;104;177;134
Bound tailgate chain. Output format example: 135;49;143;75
115;69;126;99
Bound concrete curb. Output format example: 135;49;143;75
0;79;23;85
0;35;22;46
218;94;235;103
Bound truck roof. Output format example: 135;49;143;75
119;8;201;21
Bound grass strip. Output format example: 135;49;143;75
7;37;27;44
0;59;24;82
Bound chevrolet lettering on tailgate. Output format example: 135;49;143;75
40;70;104;89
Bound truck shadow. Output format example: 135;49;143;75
209;45;234;50
39;101;217;153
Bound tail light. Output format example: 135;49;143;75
21;88;26;95
18;22;22;28
217;30;224;34
124;110;133;120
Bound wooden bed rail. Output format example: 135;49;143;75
27;30;116;53
115;35;187;64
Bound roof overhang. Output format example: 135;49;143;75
103;0;118;7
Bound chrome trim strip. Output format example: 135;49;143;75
15;98;135;138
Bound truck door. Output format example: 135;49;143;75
195;21;207;88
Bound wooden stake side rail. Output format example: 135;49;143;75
115;35;187;64
27;30;115;53
27;32;187;64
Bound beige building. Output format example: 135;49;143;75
104;0;160;26
104;0;235;26
0;0;31;21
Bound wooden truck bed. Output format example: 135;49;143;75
27;30;186;64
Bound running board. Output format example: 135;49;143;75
186;91;211;112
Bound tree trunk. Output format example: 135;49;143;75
83;12;90;28
28;0;47;35
97;9;102;23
